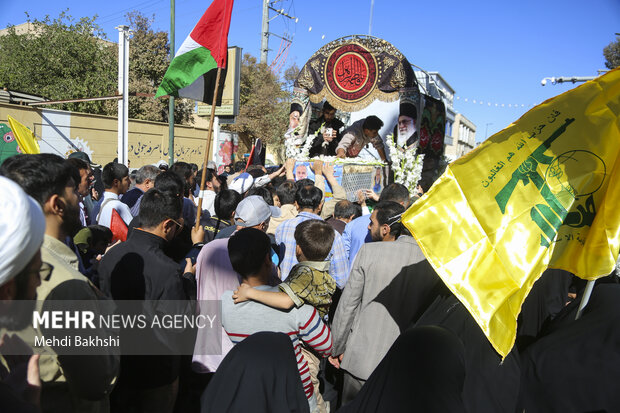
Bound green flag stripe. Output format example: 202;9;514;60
155;47;217;98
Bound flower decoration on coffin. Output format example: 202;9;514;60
385;134;425;194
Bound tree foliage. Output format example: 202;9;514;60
126;11;193;124
0;12;117;114
226;54;289;156
283;63;300;91
0;11;193;124
603;36;620;70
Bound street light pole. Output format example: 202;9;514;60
116;25;130;166
485;122;493;141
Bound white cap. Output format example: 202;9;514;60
229;172;255;195
0;176;46;286
234;195;281;227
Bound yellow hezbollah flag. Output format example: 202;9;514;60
7;115;40;154
402;68;620;358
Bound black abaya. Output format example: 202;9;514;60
200;331;310;413
338;325;467;413
519;283;620;412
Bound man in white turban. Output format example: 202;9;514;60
0;176;46;329
0;153;119;412
0;175;46;412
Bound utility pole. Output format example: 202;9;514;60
261;0;297;65
369;0;375;36
116;25;130;166
260;0;269;64
168;0;176;165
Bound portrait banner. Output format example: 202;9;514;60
402;68;620;358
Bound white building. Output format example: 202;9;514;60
448;113;476;158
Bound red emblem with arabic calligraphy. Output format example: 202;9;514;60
325;44;377;102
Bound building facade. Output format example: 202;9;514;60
447;113;477;158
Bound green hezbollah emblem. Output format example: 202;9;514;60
0;123;21;164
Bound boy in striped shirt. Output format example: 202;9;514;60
233;219;337;412
222;228;332;412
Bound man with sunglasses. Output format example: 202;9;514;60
97;188;195;413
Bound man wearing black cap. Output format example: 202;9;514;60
308;101;345;157
397;102;419;149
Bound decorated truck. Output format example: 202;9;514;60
283;35;447;200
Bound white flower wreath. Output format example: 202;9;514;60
385;134;425;194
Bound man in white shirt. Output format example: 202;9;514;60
96;161;133;228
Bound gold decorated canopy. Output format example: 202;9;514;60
294;35;418;112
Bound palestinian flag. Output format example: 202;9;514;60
155;0;234;103
110;209;128;243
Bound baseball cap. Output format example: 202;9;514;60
234;195;281;227
68;151;100;168
229;172;254;195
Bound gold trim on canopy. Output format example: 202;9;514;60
294;35;417;112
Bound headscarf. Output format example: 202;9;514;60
339;326;466;413
519;283;620;412
413;292;521;412
0;176;45;286
201;331;310;413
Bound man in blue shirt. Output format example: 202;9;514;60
275;185;349;288
121;165;160;216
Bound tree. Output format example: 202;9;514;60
603;36;620;70
126;11;193;124
0;11;117;115
226;54;289;157
283;63;300;91
0;11;194;124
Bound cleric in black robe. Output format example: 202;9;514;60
396;102;419;149
308;101;345;157
201;332;310;413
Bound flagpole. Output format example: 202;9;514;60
195;66;223;229
168;0;176;166
574;279;596;320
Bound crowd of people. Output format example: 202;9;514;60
0;146;619;413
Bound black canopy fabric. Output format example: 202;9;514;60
200;332;310;413
338;325;466;413
519;283;620;413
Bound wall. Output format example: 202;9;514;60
0;103;211;168
445;113;477;159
